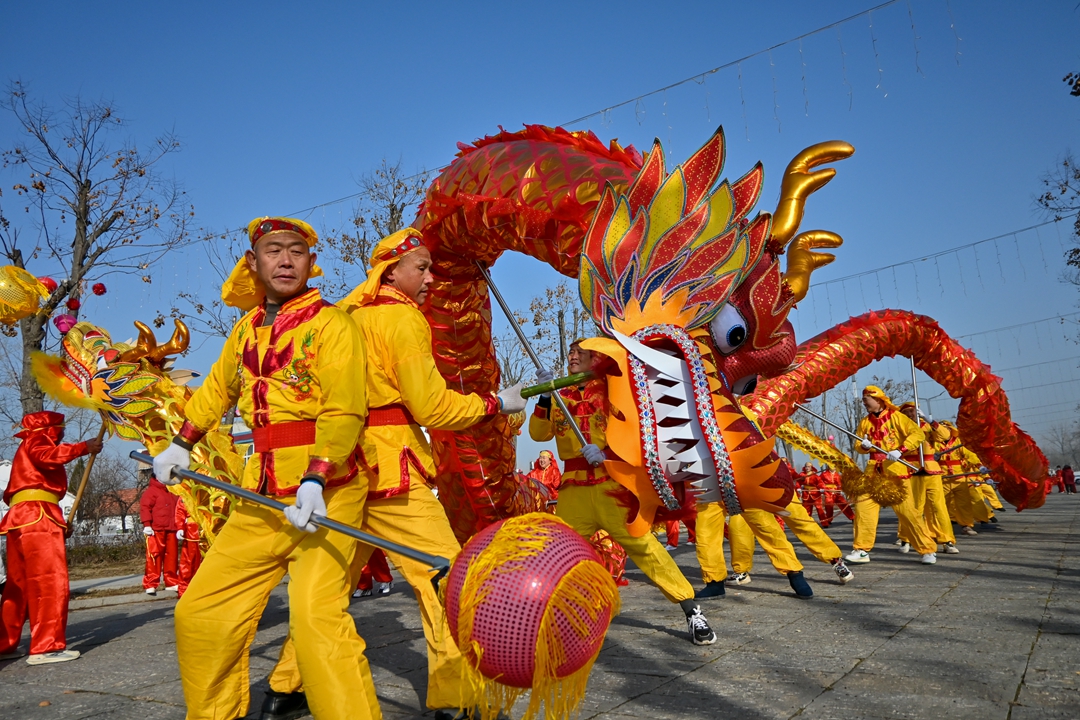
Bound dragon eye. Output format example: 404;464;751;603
710;303;748;355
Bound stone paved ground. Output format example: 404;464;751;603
1;494;1078;719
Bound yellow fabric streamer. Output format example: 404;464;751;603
338;227;425;313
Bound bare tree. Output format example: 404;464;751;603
527;281;599;373
320;158;429;299
1036;153;1080;284
0;82;195;415
71;452;146;535
156;229;246;344
1042;420;1080;469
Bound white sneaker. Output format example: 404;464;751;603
892;538;904;546
377;581;392;595
897;542;911;554
664;544;677;551
726;572;751;585
351;589;365;598
165;585;179;591
144;588;157;596
844;550;871;564
26;650;80;665
831;559;854;584
961;526;978;536
921;552;937;565
943;542;960;554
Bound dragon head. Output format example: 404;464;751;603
577;127;799;530
31;319;195;444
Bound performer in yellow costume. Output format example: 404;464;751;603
936;421;985;536
531;341;717;646
152;217;376;720
843;386;938;565
898;402;959;555
265;229;526;720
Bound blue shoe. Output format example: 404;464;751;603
787;571;813;598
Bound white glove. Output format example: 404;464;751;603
498;382;527;414
153;442;191;486
886;450;902;462
535;367;555;396
284;481;326;533
860;438;873;450
581;444;606;467
143;526;154;537
177;529;185;540
918;408;932;422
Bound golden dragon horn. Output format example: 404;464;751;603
147;319;190;364
118;321;158;363
772;141;855;303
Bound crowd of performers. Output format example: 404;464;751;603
0;216;1068;720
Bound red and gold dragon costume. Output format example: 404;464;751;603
413;124;1046;539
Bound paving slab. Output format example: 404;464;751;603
1;495;1079;719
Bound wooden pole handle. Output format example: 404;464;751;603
65;421;108;532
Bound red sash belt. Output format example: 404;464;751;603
252;421;317;453
564;447;619;472
366;404;416;427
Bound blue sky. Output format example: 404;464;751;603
2;1;1079;467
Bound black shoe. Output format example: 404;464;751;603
695;581;726;599
990;516;998;523
684;605;717;645
787;571;813;598
259;690;309;720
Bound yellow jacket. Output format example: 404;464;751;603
855;407;925;478
902;420;950;474
528;380;611;486
180;288;366;496
348;285;497;498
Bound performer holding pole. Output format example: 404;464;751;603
0;412;103;664
151;216;378;720
266;231;526;720
842;386;938;566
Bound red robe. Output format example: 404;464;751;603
0;412;89;655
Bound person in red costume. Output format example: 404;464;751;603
818;465;854;527
173;496;202;599
0;411;102;665
526;450;562;500
799;463;827;525
139;472;180;595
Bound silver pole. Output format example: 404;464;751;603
794;403;920;472
910;359;926;471
476;262;595;460
130;452;450;578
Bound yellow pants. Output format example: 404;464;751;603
692;502;728;583
174;481;377;720
726;502;841;574
981;483;1004;510
969;485;992;522
269;483;468;711
558;480;694;603
910;474;955;544
943;479;975;528
851;489;936;554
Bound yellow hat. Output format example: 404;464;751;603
338;228;426;312
863;385;898;412
221;216;323;311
